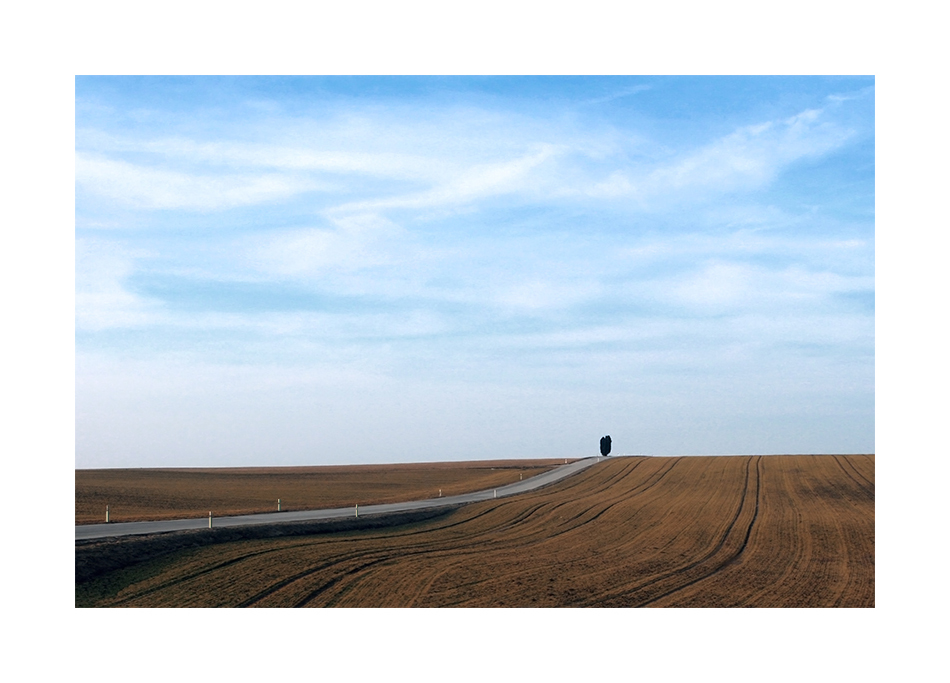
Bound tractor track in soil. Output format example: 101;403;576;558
634;455;762;607
77;455;874;608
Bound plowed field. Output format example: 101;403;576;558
75;459;566;524
76;455;874;607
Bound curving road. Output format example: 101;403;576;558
75;457;605;541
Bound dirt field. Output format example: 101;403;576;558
75;459;567;524
75;454;874;607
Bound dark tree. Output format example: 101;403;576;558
600;435;612;456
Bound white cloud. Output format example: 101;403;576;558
76;154;323;210
495;278;601;312
327;145;561;216
76;239;162;331
73;81;874;466
77;129;445;180
77;101;858;223
567;106;854;206
250;212;410;277
662;261;873;311
584;84;653;105
643;108;852;198
614;229;873;273
670;262;751;307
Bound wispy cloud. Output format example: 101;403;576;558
77;100;855;221
76;238;163;330
251;213;409;277
76;154;327;211
660;261;873;312
75;77;874;465
326;145;562;217
583;84;653;105
577;107;854;205
77;129;444;179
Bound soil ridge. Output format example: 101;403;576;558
75;506;459;584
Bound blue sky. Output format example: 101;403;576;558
75;76;874;467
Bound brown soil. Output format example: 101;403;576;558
75;459;568;524
75;454;874;607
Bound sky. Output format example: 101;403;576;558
75;76;874;468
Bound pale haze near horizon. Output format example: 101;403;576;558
75;76;874;468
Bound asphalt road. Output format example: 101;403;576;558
75;456;606;541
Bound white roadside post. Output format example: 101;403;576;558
209;511;213;528
278;498;281;512
439;489;442;497
106;505;110;523
355;503;358;518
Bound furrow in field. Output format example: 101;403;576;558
431;458;728;606
694;455;811;607
76;455;874;608
388;458;683;606
713;455;874;607
248;494;597;607
583;456;759;607
841;454;875;490
855;454;876;482
642;455;764;607
106;544;309;606
231;462;640;605
545;457;744;607
382;459;677;606
831;455;874;498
